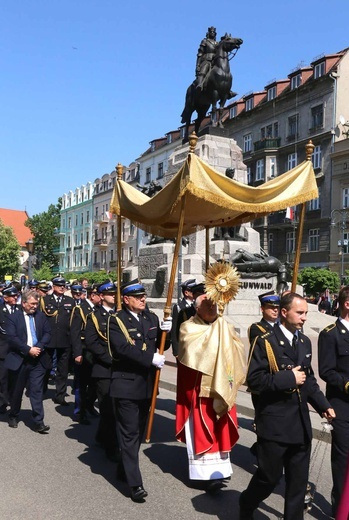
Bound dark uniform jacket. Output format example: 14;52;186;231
5;309;51;371
108;307;163;400
171;300;195;357
41;294;75;349
248;323;330;444
0;303;20;359
248;318;274;344
318;320;349;420
70;299;94;358
84;306;113;379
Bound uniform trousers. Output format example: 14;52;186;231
240;437;311;520
73;359;96;416
95;378;118;453
114;397;150;487
46;347;71;401
330;417;349;515
8;360;46;424
0;358;9;409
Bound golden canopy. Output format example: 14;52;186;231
110;151;318;237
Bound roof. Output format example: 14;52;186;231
0;208;32;247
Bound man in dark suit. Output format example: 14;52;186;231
70;284;95;424
171;278;196;357
5;289;51;432
0;285;20;413
85;281;119;461
248;291;280;344
318;285;349;516
41;276;75;406
239;292;335;520
108;279;171;502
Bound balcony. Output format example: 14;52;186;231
94;238;108;249
54;228;66;236
66;247;71;252
254;137;281;152
94;214;111;224
73;245;83;250
110;260;117;268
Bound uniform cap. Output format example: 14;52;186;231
52;276;66;287
97;281;117;294
181;278;196;290
28;279;39;288
191;283;206;297
3;286;19;296
121;279;146;296
37;282;50;293
258;291;280;306
71;284;83;293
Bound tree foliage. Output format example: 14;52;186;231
25;199;61;270
0;219;21;279
33;262;56;282
62;271;116;284
297;267;340;295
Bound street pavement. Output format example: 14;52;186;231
0;360;334;520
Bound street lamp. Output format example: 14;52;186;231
330;209;349;285
25;238;34;282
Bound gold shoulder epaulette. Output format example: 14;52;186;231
323;323;336;333
261;331;272;339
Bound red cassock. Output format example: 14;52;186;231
175;362;239;455
336;453;349;520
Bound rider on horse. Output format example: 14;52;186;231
195;27;218;91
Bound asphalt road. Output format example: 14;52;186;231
0;381;334;520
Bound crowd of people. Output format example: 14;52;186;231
0;275;349;518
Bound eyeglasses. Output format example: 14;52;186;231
130;294;147;300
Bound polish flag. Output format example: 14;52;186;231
105;211;111;219
285;207;294;220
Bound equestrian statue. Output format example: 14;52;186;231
181;27;243;141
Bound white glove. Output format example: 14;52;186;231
152;353;166;368
160;317;172;333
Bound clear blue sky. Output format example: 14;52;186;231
1;0;349;217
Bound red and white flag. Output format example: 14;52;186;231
285;207;294;220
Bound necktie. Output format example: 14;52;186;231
292;333;298;350
10;306;14;314
57;296;62;304
29;315;38;346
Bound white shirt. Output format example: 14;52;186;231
24;313;35;347
279;323;297;346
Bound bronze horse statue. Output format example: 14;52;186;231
181;33;243;141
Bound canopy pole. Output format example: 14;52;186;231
145;194;187;443
205;227;210;271
291;140;315;292
116;163;123;311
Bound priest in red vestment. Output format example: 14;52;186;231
175;290;246;493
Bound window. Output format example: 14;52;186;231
94;229;98;240
150;142;155;152
287;153;297;170
103;180;108;190
85;253;88;267
269;157;276;178
230;106;237;118
314;61;325;79
256;159;265;181
268;233;274;255
247;166;252;185
308;228;320;251
167;134;172;144
312;145;322;169
80;233;83;245
288;115;298;137
95;207;99;217
180;127;186;139
273;122;279;137
157;162;164;178
94;252;97;264
86;210;90;223
245;98;254;111
81;213;83;225
67;236;71;247
75;215;78;226
111;225;115;238
146;167;151;183
129;223;135;236
129;247;134;262
74;234;78;246
122;222;126;241
291;74;301;90
86;231;89;244
342;188;349;208
267;86;276;101
110;249;114;261
311;105;323;130
286;231;296;253
243;134;252;153
68;217;71;229
308;195;320;211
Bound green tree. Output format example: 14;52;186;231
0;219;21;279
33;262;55;282
25;199;61;270
297;267;340;295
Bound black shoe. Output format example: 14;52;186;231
8;417;18;428
73;413;91;425
53;398;69;406
130;486;147;502
34;423;50;434
206;479;225;495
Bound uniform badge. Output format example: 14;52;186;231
280;341;284;345
142;343;147;351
